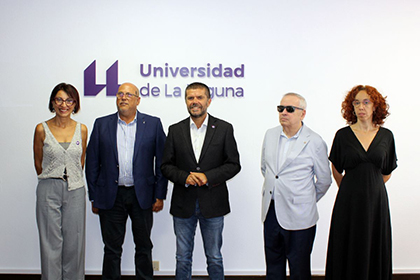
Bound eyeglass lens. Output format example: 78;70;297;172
55;98;74;106
117;92;137;98
277;106;296;113
353;99;371;106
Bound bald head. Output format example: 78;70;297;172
118;82;139;96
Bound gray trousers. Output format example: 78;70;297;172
36;178;86;280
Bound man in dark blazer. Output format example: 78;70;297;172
86;82;167;280
161;82;241;280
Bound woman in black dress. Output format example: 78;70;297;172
325;85;397;280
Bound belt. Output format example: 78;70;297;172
118;185;134;188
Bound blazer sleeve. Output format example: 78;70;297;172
261;131;268;178
153;118;168;199
160;125;190;185
85;119;100;201
314;137;332;201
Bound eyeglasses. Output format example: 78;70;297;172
352;99;372;107
54;97;75;106
116;92;139;99
277;105;304;113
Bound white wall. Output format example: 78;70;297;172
0;0;419;275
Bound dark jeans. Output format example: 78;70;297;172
264;201;316;280
99;186;153;280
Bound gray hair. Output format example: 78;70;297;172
282;92;307;110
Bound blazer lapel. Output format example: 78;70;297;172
180;118;197;163
199;115;216;164
108;113;119;161
278;125;311;173
133;111;145;160
272;126;282;174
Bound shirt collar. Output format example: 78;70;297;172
281;122;304;139
118;112;138;125
190;114;209;129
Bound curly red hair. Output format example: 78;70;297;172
342;85;390;126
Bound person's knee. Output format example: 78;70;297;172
176;244;193;261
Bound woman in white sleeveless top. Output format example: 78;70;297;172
33;83;88;280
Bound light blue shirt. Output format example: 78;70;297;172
277;125;303;171
274;125;303;198
117;113;137;186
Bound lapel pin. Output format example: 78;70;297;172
212;125;215;129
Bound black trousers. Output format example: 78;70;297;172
264;201;316;280
99;186;153;280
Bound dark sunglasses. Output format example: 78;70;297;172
277;105;304;113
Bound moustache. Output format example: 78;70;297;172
189;103;202;109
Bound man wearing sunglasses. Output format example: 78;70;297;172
261;93;332;280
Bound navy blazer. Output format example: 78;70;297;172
86;111;168;210
161;114;241;219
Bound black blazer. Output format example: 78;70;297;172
161;114;241;219
86;111;168;210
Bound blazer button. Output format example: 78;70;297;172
115;180;118;183
275;176;279;179
117;165;119;168
196;167;201;171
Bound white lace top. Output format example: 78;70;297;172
37;122;84;191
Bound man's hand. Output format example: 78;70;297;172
91;202;99;215
186;174;199;186
152;199;164;212
189;172;208;186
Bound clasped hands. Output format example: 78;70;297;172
186;172;208;187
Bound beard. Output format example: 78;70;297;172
188;104;207;118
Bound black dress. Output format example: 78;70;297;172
325;126;397;280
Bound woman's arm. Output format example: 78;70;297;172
33;123;45;175
383;173;392;183
331;164;343;188
81;124;88;169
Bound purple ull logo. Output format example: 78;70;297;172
84;60;120;96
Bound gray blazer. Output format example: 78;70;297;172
261;123;332;230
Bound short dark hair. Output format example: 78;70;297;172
49;83;81;113
185;82;211;99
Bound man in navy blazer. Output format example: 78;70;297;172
261;93;331;280
86;82;167;280
161;82;241;279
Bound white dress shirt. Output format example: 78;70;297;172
190;114;208;162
